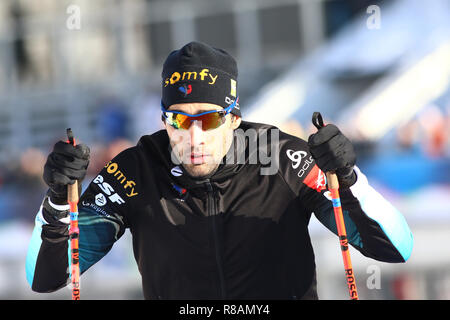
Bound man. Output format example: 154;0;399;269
26;41;413;299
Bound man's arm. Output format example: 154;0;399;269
310;166;413;262
278;127;413;263
307;123;413;262
26;180;128;293
25;141;132;293
26;197;72;292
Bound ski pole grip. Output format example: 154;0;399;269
67;128;75;146
326;172;339;190
66;128;79;203
68;181;79;203
312;112;340;189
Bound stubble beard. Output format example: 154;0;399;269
182;162;221;179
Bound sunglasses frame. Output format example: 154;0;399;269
161;97;239;131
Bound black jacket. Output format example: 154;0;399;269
26;121;413;299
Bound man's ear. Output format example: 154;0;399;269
231;115;241;129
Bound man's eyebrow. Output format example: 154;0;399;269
167;108;221;114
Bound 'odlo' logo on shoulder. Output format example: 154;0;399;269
286;149;308;169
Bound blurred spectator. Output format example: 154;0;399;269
416;104;447;158
0;148;47;222
397;119;420;151
10;2;33;81
84;143;108;183
359;103;450;194
85;139;134;189
434;272;450;299
0;140;135;222
96;96;131;143
105;138;134;160
391;273;422;300
130;85;164;141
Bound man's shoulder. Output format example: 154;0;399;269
239;120;309;150
136;129;169;153
238;120;313;179
105;129;168;168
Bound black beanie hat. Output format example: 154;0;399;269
161;41;241;117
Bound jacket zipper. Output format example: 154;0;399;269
205;180;226;299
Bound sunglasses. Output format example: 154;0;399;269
161;97;239;131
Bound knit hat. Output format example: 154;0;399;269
161;41;241;117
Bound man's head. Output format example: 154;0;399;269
161;41;241;178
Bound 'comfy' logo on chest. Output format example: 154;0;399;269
104;161;139;197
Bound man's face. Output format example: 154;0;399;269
164;103;241;178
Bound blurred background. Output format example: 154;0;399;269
0;0;449;300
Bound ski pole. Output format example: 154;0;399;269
312;112;359;300
67;128;80;300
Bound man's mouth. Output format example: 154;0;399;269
189;153;211;164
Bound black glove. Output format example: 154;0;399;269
308;124;357;189
43;140;90;204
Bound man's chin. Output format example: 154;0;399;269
182;163;220;179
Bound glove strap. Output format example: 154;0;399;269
337;170;357;189
43;193;70;221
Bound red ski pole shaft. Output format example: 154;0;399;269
326;172;359;300
67;128;80;300
311;112;359;300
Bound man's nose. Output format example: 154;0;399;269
188;120;206;146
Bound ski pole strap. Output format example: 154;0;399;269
312;112;325;130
